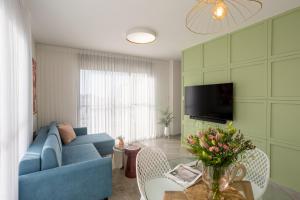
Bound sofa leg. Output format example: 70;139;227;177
102;198;108;200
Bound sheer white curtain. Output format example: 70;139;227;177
0;0;32;199
79;51;156;142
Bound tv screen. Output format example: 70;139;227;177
184;83;233;123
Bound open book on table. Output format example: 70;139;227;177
164;162;202;189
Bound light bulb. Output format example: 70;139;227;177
212;0;227;20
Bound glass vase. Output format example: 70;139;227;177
202;165;230;200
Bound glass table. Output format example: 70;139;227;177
145;177;184;200
168;156;199;169
144;156;299;200
144;156;197;200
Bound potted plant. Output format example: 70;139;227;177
158;108;174;138
186;122;255;200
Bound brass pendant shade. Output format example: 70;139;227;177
186;0;263;34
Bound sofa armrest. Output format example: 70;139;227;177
73;127;87;136
19;157;112;200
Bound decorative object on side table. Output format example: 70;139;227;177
116;135;125;149
186;122;255;200
158;108;174;138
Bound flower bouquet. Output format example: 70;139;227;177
186;122;255;200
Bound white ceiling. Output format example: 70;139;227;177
27;0;300;60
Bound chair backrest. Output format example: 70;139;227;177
242;148;270;198
136;147;171;199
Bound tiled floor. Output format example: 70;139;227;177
110;136;300;200
110;136;188;200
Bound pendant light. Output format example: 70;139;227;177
186;0;262;34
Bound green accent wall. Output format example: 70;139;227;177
181;7;300;192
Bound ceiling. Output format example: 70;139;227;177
27;0;300;61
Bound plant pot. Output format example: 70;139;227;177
164;126;170;137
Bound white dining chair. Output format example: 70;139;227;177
242;148;270;200
136;147;171;200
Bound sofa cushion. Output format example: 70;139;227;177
66;133;114;156
41;135;62;170
19;126;49;175
48;122;62;151
73;127;87;136
58;123;76;144
62;144;101;165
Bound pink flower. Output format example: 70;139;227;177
214;147;219;153
218;143;223;147
200;138;209;149
187;136;196;145
223;144;229;150
198;131;204;137
209;146;214;152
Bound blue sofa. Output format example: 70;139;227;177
19;122;114;200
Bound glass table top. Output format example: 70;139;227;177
167;156;300;200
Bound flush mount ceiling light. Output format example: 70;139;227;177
186;0;262;34
126;28;156;44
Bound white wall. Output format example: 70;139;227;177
32;38;36;58
35;44;181;137
168;60;181;135
36;44;79;127
153;60;170;110
152;60;171;136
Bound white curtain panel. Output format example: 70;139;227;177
0;0;32;199
79;50;156;143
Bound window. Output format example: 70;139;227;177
79;61;156;142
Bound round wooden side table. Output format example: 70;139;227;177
124;145;141;178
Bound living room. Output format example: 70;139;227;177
1;0;300;200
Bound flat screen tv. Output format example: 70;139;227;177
185;83;233;124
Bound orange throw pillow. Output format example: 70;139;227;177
58;123;76;144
